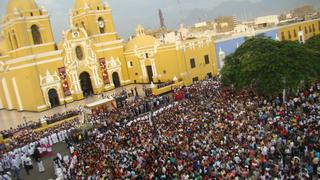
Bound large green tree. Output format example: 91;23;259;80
304;35;320;51
221;36;320;95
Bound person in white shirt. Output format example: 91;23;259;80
11;156;20;180
69;145;74;154
51;133;59;144
0;171;12;180
37;160;45;173
23;156;33;175
0;161;4;175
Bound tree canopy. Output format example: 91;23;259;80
304;34;320;51
220;35;320;95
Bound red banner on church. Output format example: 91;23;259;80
58;67;71;96
99;58;110;84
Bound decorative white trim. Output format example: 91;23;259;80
37;105;47;110
39;70;63;107
92;66;101;87
0;55;10;59
0;93;3;109
70;73;78;93
158;44;176;49
96;46;123;52
157;48;177;53
8;42;56;54
6;50;62;65
2;78;13;110
40;70;61;86
1;15;50;28
150;59;158;77
104;85;113;89
94;39;123;47
91;32;117;38
106;56;122;70
9;57;63;71
12;77;23;111
71;9;111;19
127;61;133;68
139;60;147;79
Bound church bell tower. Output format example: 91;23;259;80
71;0;119;43
2;0;56;58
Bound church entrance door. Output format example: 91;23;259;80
79;72;94;97
48;89;60;108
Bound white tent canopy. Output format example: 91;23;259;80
85;97;115;109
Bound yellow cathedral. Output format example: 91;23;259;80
0;0;218;112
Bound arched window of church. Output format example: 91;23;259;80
12;30;19;49
31;25;42;45
98;17;105;34
75;46;84;60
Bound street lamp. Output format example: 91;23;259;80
282;77;286;104
23;116;27;125
150;82;155;89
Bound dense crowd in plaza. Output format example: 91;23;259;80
0;110;80;141
157;81;174;89
0;122;41;140
0;110;80;166
1;78;320;179
44;110;80;125
57;79;319;179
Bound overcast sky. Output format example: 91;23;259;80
0;0;264;41
0;0;306;42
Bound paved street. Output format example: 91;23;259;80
18;142;69;180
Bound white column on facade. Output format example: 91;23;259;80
0;94;3;109
118;69;123;83
12;77;23;111
107;70;114;86
150;59;158;77
72;72;81;93
2;78;13;109
76;73;82;93
92;66;100;87
41;87;50;106
57;86;63;102
140;60;147;79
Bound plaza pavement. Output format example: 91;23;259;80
18;142;69;180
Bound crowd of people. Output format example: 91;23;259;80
86;93;171;127
0;110;79;141
157;81;174;89
44;110;80;125
0;117;78;179
53;79;320;179
0;121;41;140
0;110;80;155
1;78;320;179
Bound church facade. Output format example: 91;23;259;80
0;0;218;112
